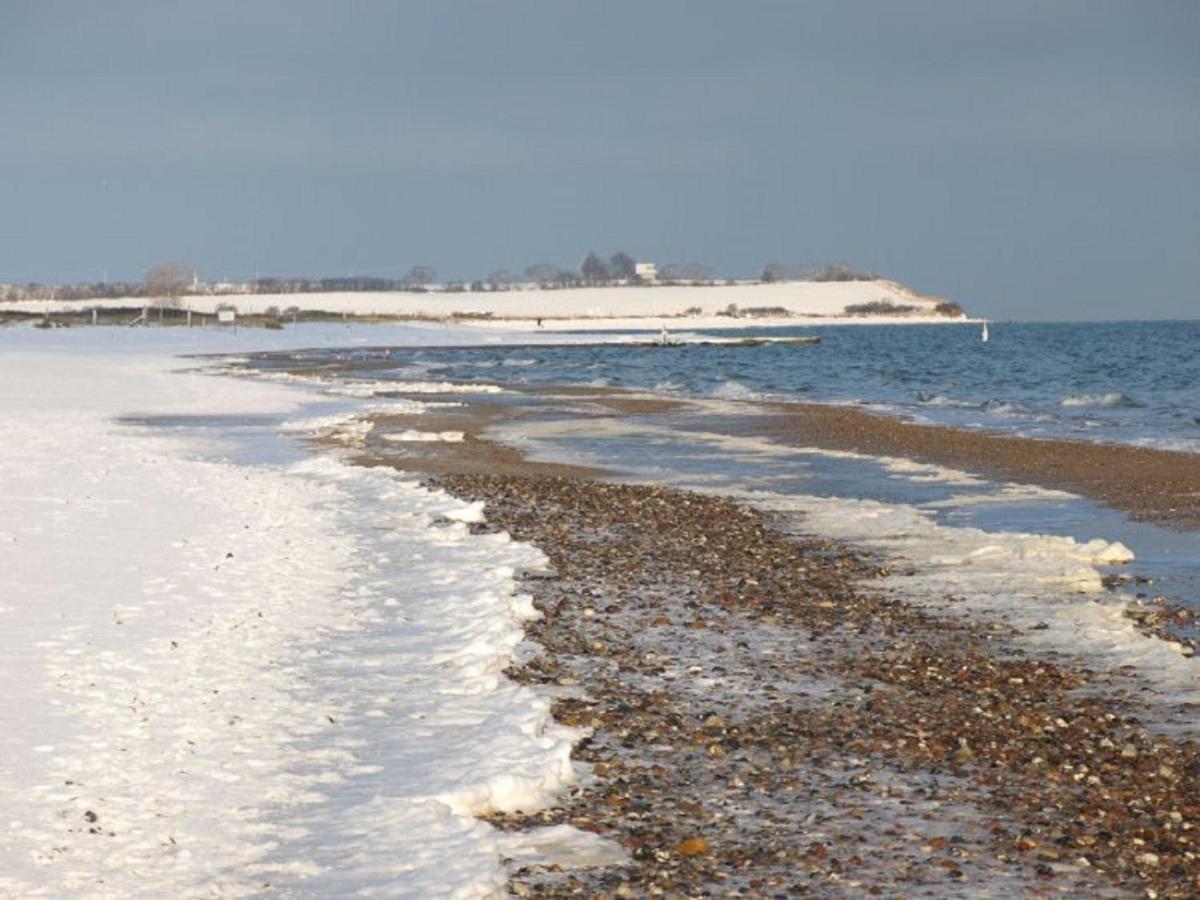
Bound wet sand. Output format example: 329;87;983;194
755;402;1200;530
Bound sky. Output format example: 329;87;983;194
0;1;1196;320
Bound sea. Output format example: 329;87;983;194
379;319;1200;454
231;319;1200;727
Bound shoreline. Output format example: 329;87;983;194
327;370;1200;891
428;472;1199;897
1;278;961;324
334;362;1199;532
265;352;1200;894
0;308;967;332
753;401;1200;530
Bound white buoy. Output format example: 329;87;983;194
981;320;989;343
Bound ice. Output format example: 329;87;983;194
382;429;466;443
723;489;1200;727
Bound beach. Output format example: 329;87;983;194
7;2;1196;896
333;364;1198;895
2;322;1197;897
436;474;1194;897
341;352;1195;894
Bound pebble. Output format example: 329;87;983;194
433;473;1200;898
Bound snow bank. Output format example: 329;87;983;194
0;327;616;897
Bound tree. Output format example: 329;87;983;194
580;252;609;285
658;263;686;283
524;263;559;286
406;265;436;288
486;269;513;290
554;268;582;288
609;251;636;281
145;262;195;307
760;262;790;283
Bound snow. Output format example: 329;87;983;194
0;325;620;897
8;279;962;330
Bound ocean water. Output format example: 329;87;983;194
351;320;1200;453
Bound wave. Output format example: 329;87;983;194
712;380;763;401
981;399;1027;416
1131;437;1200;454
1059;392;1141;408
915;391;981;409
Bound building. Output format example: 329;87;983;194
635;262;658;284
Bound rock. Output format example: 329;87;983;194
674;836;711;856
952;744;975;764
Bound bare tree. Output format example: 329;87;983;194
609;251;636;281
580;252;610;285
555;268;582;288
658;263;686;283
145;262;195;308
760;261;790;283
486;269;513;290
406;265;436;289
524;263;559;286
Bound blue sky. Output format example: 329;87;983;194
1;1;1196;319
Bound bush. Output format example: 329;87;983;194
843;300;919;316
740;306;791;318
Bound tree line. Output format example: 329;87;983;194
3;254;887;301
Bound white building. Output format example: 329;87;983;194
634;262;657;283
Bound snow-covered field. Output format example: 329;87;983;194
0;325;622;898
7;280;963;330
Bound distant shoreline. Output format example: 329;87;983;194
1;279;968;328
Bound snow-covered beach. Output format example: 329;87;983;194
3;321;1198;897
0;326;623;897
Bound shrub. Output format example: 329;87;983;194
843;300;919;316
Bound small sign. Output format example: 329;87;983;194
217;309;236;324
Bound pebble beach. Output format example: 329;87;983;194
341;372;1200;897
432;473;1197;897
